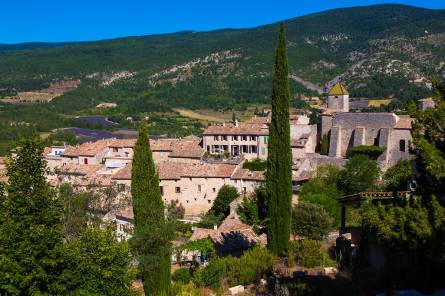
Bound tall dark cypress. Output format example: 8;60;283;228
266;23;293;256
131;122;171;296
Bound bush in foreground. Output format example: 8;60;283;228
287;240;335;268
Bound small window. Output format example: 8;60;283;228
400;140;406;152
251;145;257;153
208;200;212;204
233;135;238;141
113;147;118;152
189;177;192;181
175;187;181;193
198;185;202;192
207;145;210;152
214;136;219;141
251;136;257;141
212;188;216;193
83;158;88;165
222;135;227;141
243;187;247;193
160;186;164;195
242;135;248;141
117;184;126;192
264;136;269;144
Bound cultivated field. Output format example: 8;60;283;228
173;105;270;123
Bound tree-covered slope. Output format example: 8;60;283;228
1;4;445;107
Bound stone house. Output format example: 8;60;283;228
43;145;71;171
111;161;263;217
203;114;316;161
104;138;204;168
61;140;110;165
202;118;269;160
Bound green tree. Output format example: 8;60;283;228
411;79;445;198
0;138;63;295
384;159;412;191
59;183;100;241
54;226;136;296
131;122;171;296
266;22;293;256
292;203;333;240
210;185;238;218
232;111;236;124
166;200;185;221
299;164;342;226
339;154;380;195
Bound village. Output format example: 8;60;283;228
1;82;432;288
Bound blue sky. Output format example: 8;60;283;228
1;0;444;44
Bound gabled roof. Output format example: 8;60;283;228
329;83;349;96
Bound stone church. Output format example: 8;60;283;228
320;83;413;169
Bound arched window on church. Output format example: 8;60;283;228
399;139;406;152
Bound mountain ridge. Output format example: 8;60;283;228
1;4;445;109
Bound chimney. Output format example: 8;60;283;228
213;224;218;231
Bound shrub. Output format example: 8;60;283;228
200;258;226;289
197;247;274;289
348;145;385;160
299;179;342;226
384;159;412;191
172;268;192;284
339;154;380;195
287;240;334;268
242;158;267;171
171;282;199;296
292;203;333;240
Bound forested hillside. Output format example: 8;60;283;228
1;4;444;107
0;4;444;154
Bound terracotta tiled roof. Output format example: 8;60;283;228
189;228;216;241
62;140;109;157
111;164;132;180
190;213;267;248
158;161;237;179
56;164;103;176
116;206;134;220
112;161;237;181
394;116;413;129
169;140;204;159
245;116;271;125
108;139;136;148
151;139;179;151
231;167;264;181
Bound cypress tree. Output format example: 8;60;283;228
131;122;171;295
266;23;293;256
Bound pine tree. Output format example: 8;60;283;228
266;23;293;256
131;122;171;295
0;138;63;294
